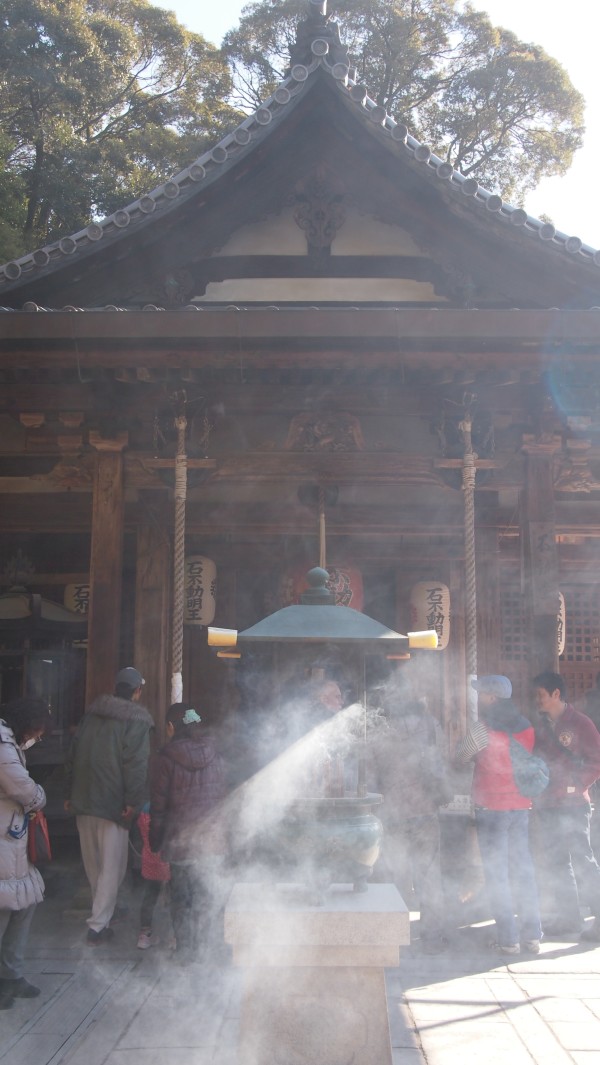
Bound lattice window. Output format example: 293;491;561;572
497;573;600;706
500;581;527;662
561;587;600;663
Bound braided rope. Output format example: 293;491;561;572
460;415;478;720
171;414;187;705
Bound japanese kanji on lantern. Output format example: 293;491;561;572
557;591;566;657
64;583;90;615
184;556;216;625
409;582;450;650
280;563;364;611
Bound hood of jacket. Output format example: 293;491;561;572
162;728;218;772
87;693;153;728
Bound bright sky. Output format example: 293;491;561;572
161;0;600;248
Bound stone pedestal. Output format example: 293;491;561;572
224;882;409;1065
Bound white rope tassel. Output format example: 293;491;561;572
171;412;187;705
171;671;183;706
174;453;187;500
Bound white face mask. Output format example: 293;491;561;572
21;737;38;751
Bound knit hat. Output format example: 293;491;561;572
471;675;512;699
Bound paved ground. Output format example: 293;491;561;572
3;844;600;1065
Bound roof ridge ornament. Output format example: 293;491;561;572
289;0;349;70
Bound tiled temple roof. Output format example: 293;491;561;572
1;0;598;298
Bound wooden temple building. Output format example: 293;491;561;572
2;0;600;764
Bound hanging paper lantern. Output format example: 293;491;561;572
184;556;217;625
64;583;90;615
325;565;364;610
280;564;364;611
557;592;566;657
409;582;450;650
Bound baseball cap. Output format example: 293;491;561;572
471;675;512;699
115;667;145;690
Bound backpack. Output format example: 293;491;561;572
509;737;549;798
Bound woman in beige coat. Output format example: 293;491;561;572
0;698;48;1011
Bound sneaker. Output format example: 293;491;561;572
522;940;540;954
8;977;41;998
137;929;155;950
86;926;115;945
497;943;520;955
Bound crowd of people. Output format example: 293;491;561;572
2;663;600;1011
373;669;600;956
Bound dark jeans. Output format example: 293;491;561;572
475;808;541;946
169;862;210;955
139;879;162;931
379;814;445;939
534;805;600;925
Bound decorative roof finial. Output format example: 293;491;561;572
289;0;349;70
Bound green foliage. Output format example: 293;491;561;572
0;0;585;264
0;0;240;259
223;0;584;200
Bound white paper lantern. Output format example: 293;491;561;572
557;591;566;657
184;556;217;625
64;583;90;614
409;582;450;650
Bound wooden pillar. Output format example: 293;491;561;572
134;513;171;737
521;436;561;678
475;525;501;675
85;431;128;704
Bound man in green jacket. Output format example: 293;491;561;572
65;668;153;944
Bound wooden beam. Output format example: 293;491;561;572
2;309;600;355
208;452;448;485
0;572;88;586
86;432;128;703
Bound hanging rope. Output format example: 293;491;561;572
171;400;187;705
318;485;326;569
459;408;478;720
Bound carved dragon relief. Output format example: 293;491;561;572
284;410;364;452
291;166;347;263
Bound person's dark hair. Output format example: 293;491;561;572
114;682;137;700
533;671;565;699
1;697;49;745
166;702;200;738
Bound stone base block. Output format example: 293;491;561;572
239;965;392;1065
225;882;409;1065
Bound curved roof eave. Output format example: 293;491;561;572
1;38;599;297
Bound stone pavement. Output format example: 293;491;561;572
3;848;600;1065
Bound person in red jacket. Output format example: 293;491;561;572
533;671;600;940
456;675;542;955
149;703;226;963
